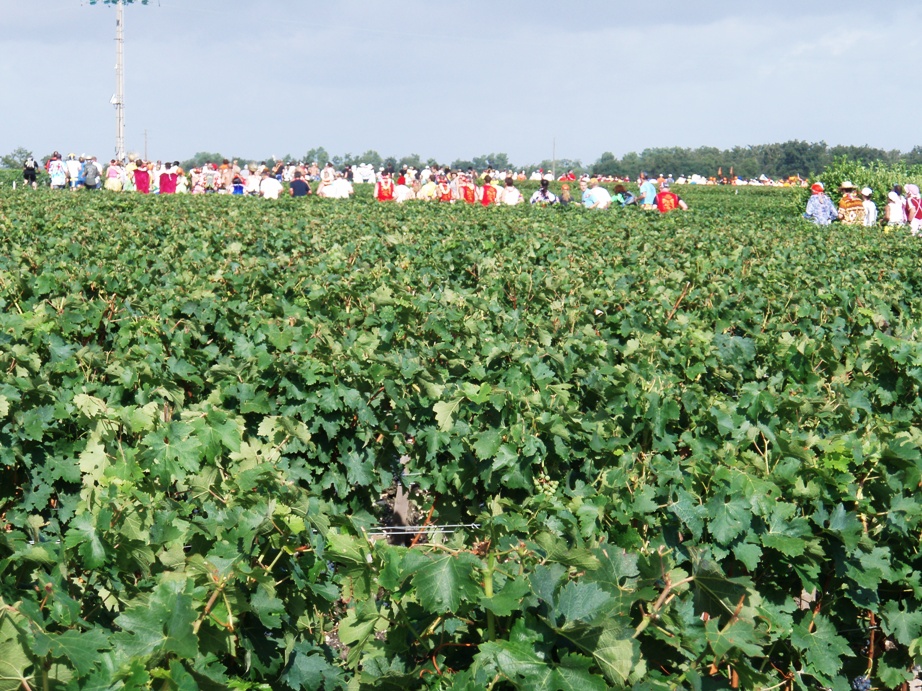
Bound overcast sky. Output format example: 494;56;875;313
2;1;918;167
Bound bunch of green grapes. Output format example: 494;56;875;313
533;470;560;496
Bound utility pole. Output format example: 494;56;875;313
551;138;556;180
114;1;125;160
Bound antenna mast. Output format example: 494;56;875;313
114;1;125;160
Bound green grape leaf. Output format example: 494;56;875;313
410;552;482;613
480;577;532;617
552;653;608;691
705;617;762;658
552;581;613;626
63;512;107;569
113;579;198;659
433;398;463;432
880;600;922;646
791;613;852;680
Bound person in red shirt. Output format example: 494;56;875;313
158;162;178;195
436;176;453;202
655;182;688;213
133;161;151;194
480;175;499;206
374;172;395;201
458;174;477;204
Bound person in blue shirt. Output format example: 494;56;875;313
803;182;837;226
639;176;658;210
579;178;592;207
289;171;311;197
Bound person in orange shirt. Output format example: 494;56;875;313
374;171;396;201
655;182;688;213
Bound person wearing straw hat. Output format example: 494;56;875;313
836;181;865;225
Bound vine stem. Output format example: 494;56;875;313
192;578;226;635
666;282;692;322
410;503;435;548
633;576;695;639
484;551;496;641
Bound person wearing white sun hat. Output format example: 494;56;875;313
905;184;922;236
860;187;877;227
885;190;906;227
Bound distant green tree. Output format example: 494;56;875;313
397;153;425;170
903;146;922;167
357;150;383;168
180;152;225;169
303;147;330;165
471;153;512;171
1;147;33;169
591;141;922;181
591;152;619;177
828;144;894;167
620;152;641;176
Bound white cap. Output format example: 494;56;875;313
861;187;873;197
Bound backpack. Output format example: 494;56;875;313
24;158;36;170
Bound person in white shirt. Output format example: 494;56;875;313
65;154;82;189
394;176;415;203
316;162;336;194
47;153;68;189
245;168;261;196
586;179;613;209
501;177;523;205
885;190;906;226
259;171;283;199
861;187;878;227
318;173;354;199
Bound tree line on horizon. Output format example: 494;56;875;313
4;141;922;180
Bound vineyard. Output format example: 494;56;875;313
0;186;920;690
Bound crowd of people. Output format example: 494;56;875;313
803;180;922;233
22;152;691;213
